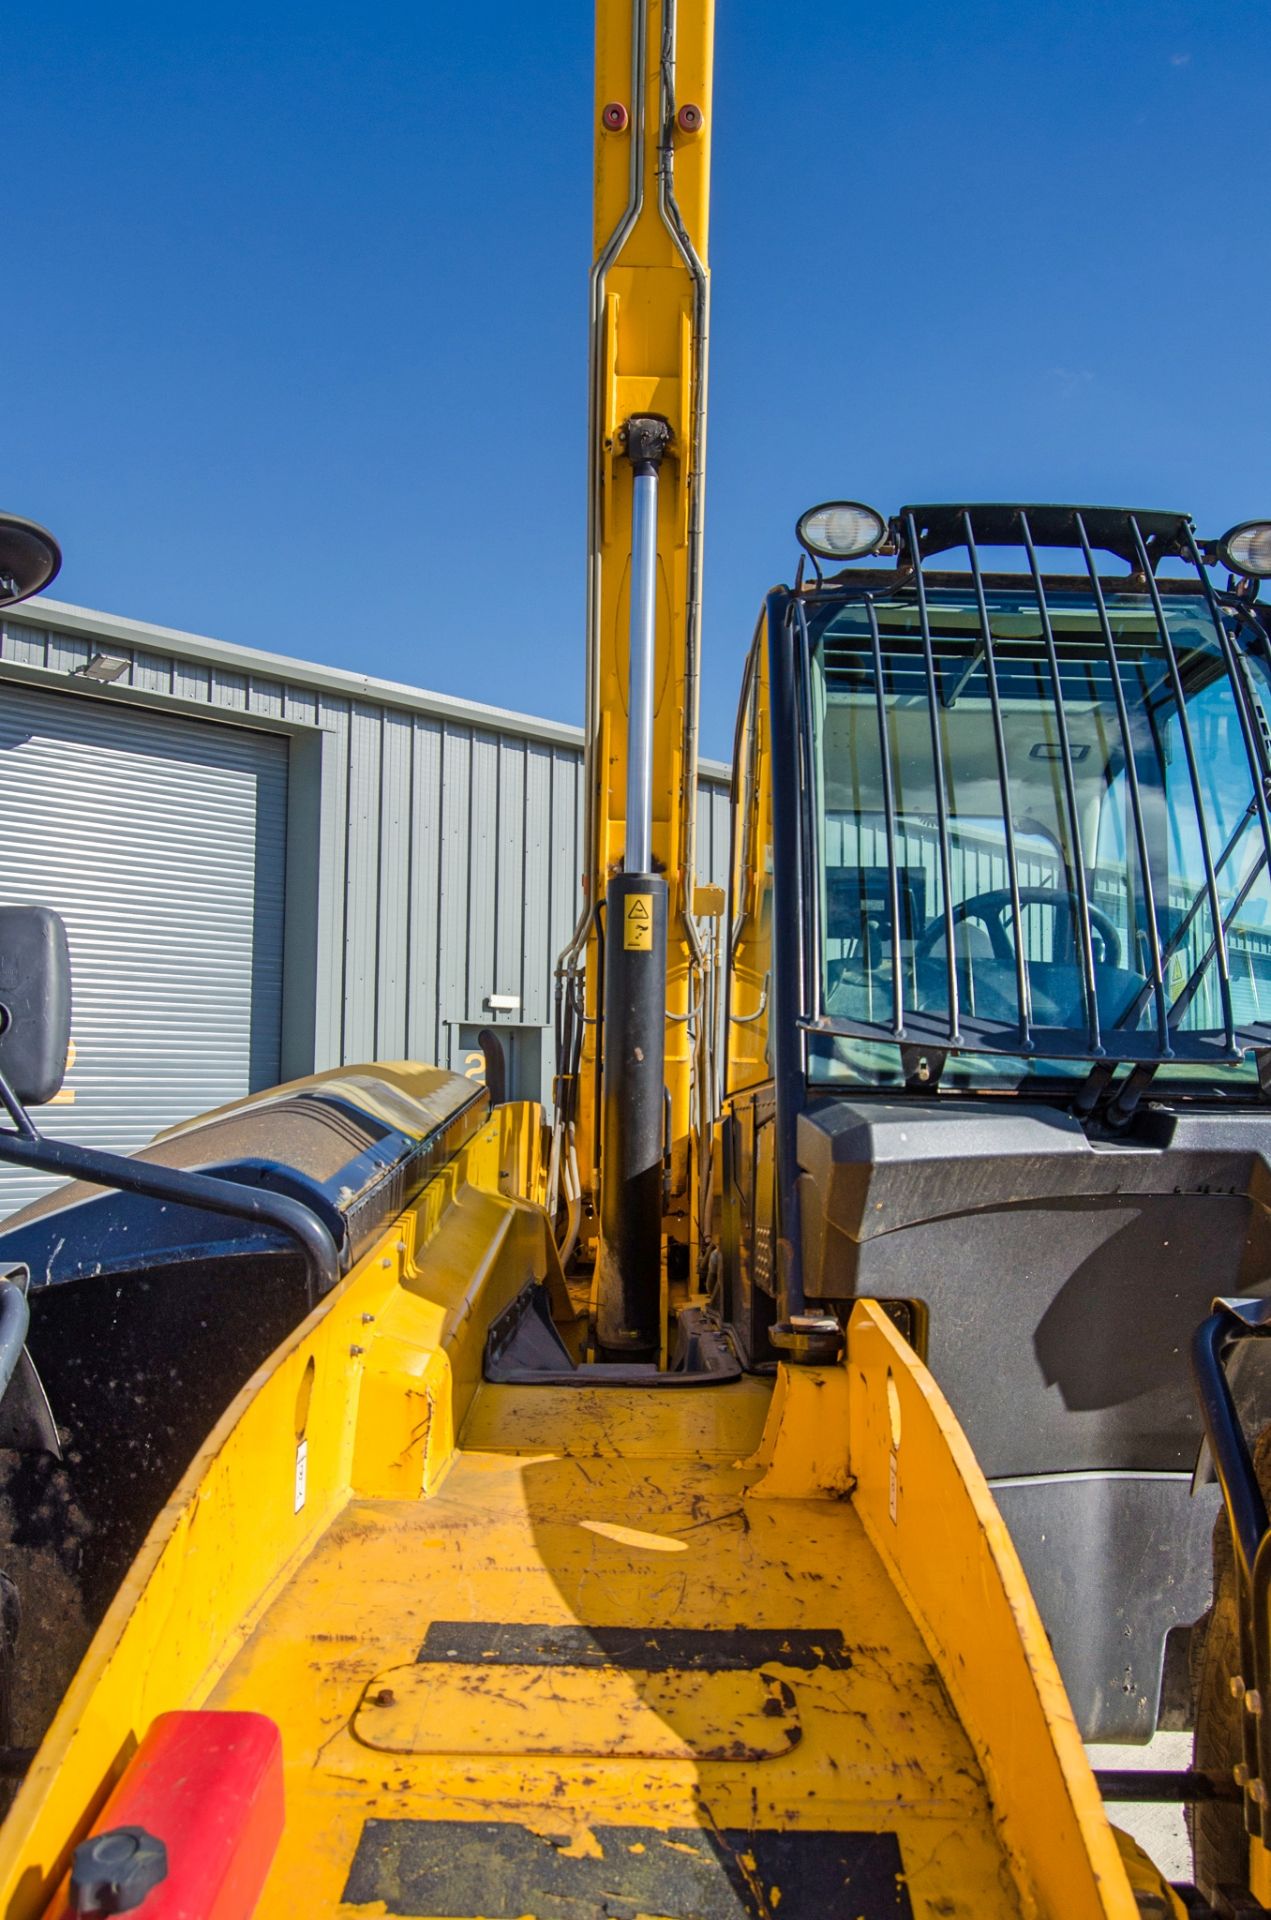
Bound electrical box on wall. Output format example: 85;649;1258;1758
451;1024;550;1108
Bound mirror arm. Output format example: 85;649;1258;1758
0;1067;342;1308
0;1073;39;1142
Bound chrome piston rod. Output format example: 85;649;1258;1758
624;418;668;872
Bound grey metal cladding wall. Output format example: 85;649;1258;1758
1;607;734;1082
324;714;733;1075
697;778;733;897
330;707;586;1069
0;678;287;1215
322;710;729;1073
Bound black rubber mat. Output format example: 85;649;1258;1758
344;1818;912;1919
414;1621;851;1671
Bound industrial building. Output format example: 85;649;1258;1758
0;596;730;1216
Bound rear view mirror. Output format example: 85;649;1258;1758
0;513;61;610
0;907;72;1106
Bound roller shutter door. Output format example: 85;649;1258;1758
0;683;288;1218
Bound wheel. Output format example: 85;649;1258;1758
1190;1423;1271;1897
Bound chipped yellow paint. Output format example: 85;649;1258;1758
461;1374;772;1460
0;1100;1143;1920
844;1300;1138;1920
738;1311;1144;1916
1112;1828;1188;1920
352;1661;801;1760
745;1360;855;1500
0;1102;548;1919
202;1431;1027;1919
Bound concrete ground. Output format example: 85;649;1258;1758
1086;1730;1193;1883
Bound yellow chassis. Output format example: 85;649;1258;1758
0;1075;1157;1918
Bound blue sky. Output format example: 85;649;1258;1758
3;0;1266;760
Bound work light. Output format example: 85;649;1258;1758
1217;520;1271;579
796;501;887;562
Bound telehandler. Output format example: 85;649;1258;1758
1;1;1271;1914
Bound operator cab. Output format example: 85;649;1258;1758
721;501;1271;1740
760;503;1271;1104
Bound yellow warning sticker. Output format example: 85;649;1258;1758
623;892;653;951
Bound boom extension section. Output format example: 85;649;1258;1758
552;0;714;1357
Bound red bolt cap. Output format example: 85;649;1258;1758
676;103;703;133
601;102;629;132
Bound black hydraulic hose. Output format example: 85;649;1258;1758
767;594;808;1316
1191;1307;1270;1581
0;1131;341;1308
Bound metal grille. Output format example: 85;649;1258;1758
802;505;1271;1077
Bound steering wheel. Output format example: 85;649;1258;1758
913;886;1123;970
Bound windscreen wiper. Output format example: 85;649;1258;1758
940;641;984;708
1071;1058;1161;1127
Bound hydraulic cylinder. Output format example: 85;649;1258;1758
596;415;671;1357
597;872;667;1354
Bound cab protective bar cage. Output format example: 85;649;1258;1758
792;501;1271;1078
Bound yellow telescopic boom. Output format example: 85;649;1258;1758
553;0;714;1349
